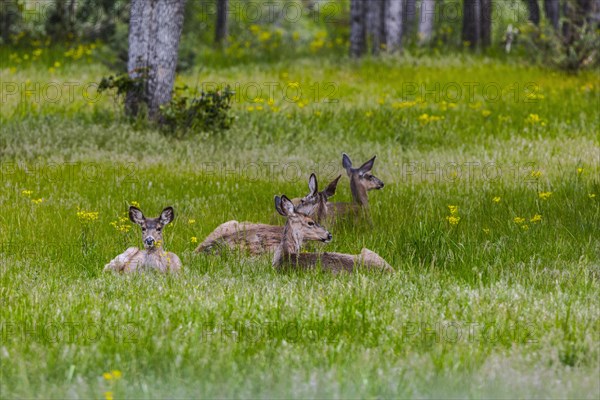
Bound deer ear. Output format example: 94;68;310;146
323;175;341;198
275;196;285;216
159;207;175;225
129;206;145;225
308;173;318;195
342;153;352;171
280;195;295;216
358;155;376;174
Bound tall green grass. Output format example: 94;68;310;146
0;53;599;398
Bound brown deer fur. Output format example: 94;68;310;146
104;206;182;273
196;174;340;255
272;195;393;273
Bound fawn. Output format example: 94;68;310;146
328;153;384;218
196;173;340;255
273;195;393;273
104;206;182;273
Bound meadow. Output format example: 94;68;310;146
0;48;599;398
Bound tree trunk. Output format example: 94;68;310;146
403;0;417;38
385;0;404;52
462;0;481;49
215;0;228;46
350;0;366;57
366;0;385;54
544;0;560;30
480;0;492;47
126;0;187;120
527;0;541;25
418;0;435;45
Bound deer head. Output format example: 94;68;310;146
342;153;384;206
275;195;332;254
295;173;341;221
129;206;175;250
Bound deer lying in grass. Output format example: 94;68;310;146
273;195;393;273
292;173;341;223
104;206;181;273
196;173;340;255
327;153;384;218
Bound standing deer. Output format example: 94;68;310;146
328;153;384;217
195;173;340;255
273;195;393;273
104;206;182;273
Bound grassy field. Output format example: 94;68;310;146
1;50;599;398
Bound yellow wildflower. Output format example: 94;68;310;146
589;193;596;199
22;190;33;197
191;237;198;244
188;219;196;225
492;197;501;203
530;214;542;223
446;215;460;225
104;391;113;400
288;82;300;89
525;113;542;124
538;191;553;200
103;372;113;380
31;198;44;204
577;167;584;175
77;210;99;222
530;170;542;178
483;228;490;234
521;224;529;230
365;111;373;118
447;205;458;215
111;370;122;379
481;110;492;118
513;217;525;224
130;201;140;208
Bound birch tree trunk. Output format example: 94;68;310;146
350;0;367;57
418;0;435;45
126;0;187;120
403;0;417;38
215;0;228;46
366;0;385;54
385;0;404;52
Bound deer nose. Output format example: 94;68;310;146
327;233;333;241
144;237;155;246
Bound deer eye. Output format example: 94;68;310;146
157;227;162;232
141;227;147;232
308;221;315;227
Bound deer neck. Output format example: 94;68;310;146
350;177;369;207
316;196;328;222
273;219;303;266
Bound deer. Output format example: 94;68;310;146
104;206;182;273
195;173;341;255
273;195;394;273
327;153;385;219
